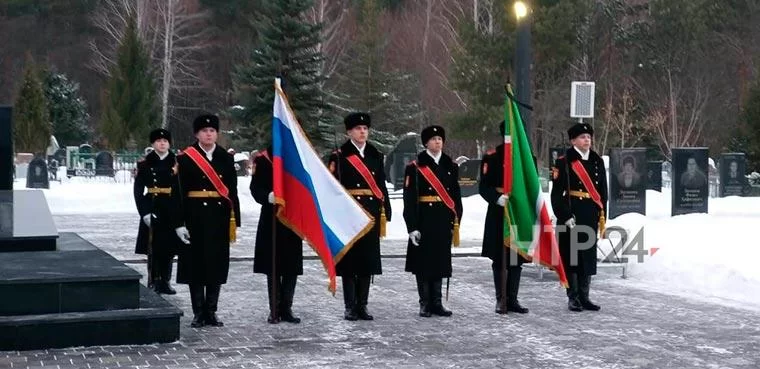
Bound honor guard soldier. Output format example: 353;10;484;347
550;122;607;312
403;125;463;317
172;114;241;327
250;146;304;324
327;112;392;321
134;128;180;295
479;120;530;314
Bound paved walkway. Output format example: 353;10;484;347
2;256;759;369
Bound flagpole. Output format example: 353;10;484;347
271;198;278;322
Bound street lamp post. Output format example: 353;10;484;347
514;1;532;148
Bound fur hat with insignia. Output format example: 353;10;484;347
344;112;371;130
193;114;219;133
421;125;445;145
567;122;594;140
149;128;172;144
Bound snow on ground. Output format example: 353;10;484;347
12;174;760;311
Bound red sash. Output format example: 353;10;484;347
184;146;233;207
570;159;606;237
259;150;272;163
183;146;238;243
345;154;387;237
345;155;384;200
414;162;460;246
570;160;604;210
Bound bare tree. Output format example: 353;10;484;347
90;0;212;128
307;0;352;82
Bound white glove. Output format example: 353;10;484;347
142;214;152;227
496;195;509;207
565;218;576;229
409;231;421;246
175;226;191;244
268;192;275;204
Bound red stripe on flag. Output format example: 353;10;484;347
273;157;337;292
534;203;568;287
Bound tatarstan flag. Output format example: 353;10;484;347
503;85;568;287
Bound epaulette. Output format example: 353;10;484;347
486;149;496;155
332;149;342;154
137;158;146;163
558;155;565;160
406;160;417;167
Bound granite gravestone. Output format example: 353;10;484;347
548;147;564;169
458;159;481;197
719;153;747;197
672;148;709;216
384;134;423;190
609;148;647;218
647;161;663;191
0;107;11;191
95;151;115;177
26;157;49;189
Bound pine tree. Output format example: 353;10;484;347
233;0;329;149
327;0;423;151
13;53;51;156
43;71;90;147
100;13;158;150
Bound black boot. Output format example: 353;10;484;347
204;284;224;327
280;275;301;323
342;276;358;321
578;274;600;311
189;284;205;328
266;276;280;324
416;275;431;317
566;273;583;312
506;267;529;314
156;256;176;295
492;264;508;314
355;275;374;320
428;279;452;317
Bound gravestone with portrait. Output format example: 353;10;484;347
719;153;747;197
457;159;481;197
672;148;709;216
548;147;564;169
609;148;647;218
26;157;49;189
95;151;115;177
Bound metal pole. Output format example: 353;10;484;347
515;11;532;149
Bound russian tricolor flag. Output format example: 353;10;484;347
271;80;374;293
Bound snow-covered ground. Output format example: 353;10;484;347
12;173;760;312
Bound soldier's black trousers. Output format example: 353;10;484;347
566;273;592;302
342;275;371;309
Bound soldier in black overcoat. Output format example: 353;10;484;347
172;114;241;328
250;146;304;324
478;120;531;314
327;112;392;321
133;128;180;295
403;125;463;317
550;122;607;312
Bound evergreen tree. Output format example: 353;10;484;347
327;0;423;150
100;13;158;150
13;53;51;156
43;71;90;146
233;0;329;150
